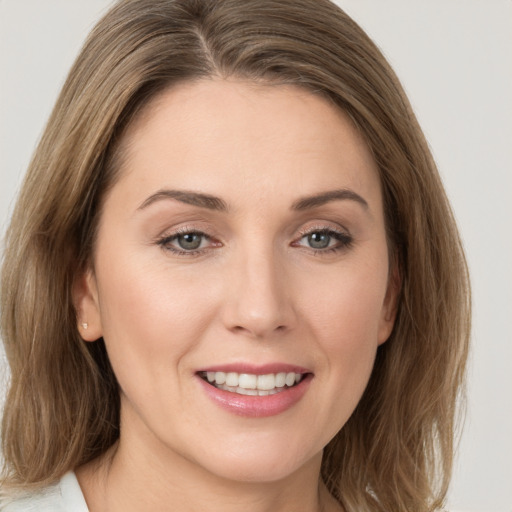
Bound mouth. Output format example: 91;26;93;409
199;370;308;396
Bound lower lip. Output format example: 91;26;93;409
197;374;312;418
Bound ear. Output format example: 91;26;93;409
377;261;400;346
72;266;103;342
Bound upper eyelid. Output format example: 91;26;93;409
154;221;351;242
299;225;345;233
295;227;351;242
160;230;210;241
296;224;350;236
156;224;214;239
155;223;349;239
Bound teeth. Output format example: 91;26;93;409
204;371;303;392
225;372;238;387
285;373;296;386
215;384;284;396
275;372;286;387
239;374;257;389
257;374;275;390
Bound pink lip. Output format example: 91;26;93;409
196;372;313;418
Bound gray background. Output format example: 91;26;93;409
1;1;511;511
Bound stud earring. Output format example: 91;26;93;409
82;322;88;330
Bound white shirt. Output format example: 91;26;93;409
1;472;88;511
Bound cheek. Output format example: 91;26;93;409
299;258;388;410
304;258;389;347
94;252;219;385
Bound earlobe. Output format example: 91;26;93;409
377;262;401;345
72;267;103;342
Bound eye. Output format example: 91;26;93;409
305;231;333;249
175;232;205;251
294;228;352;252
157;229;216;255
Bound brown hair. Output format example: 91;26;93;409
1;1;470;511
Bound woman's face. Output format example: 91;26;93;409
77;79;397;483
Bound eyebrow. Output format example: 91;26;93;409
291;189;369;211
137;187;368;214
137;189;228;212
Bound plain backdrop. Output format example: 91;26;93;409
1;2;511;511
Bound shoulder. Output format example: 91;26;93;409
1;481;63;512
0;472;88;512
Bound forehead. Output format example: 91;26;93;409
109;78;381;211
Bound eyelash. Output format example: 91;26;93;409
156;227;217;257
293;226;353;255
156;226;353;256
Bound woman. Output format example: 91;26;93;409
0;0;470;511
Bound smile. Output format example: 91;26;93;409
200;371;304;396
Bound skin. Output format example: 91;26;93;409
74;79;397;512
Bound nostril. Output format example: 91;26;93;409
231;324;287;336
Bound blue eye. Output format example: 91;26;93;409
175;232;204;250
306;232;332;249
296;229;352;252
157;230;211;254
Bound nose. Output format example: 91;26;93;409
220;245;296;339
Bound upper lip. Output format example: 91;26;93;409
196;362;311;375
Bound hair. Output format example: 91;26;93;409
1;0;470;510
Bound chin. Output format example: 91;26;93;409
184;434;323;484
201;455;316;484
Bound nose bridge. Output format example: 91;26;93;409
222;238;293;337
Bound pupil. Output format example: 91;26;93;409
308;232;330;249
178;233;202;250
